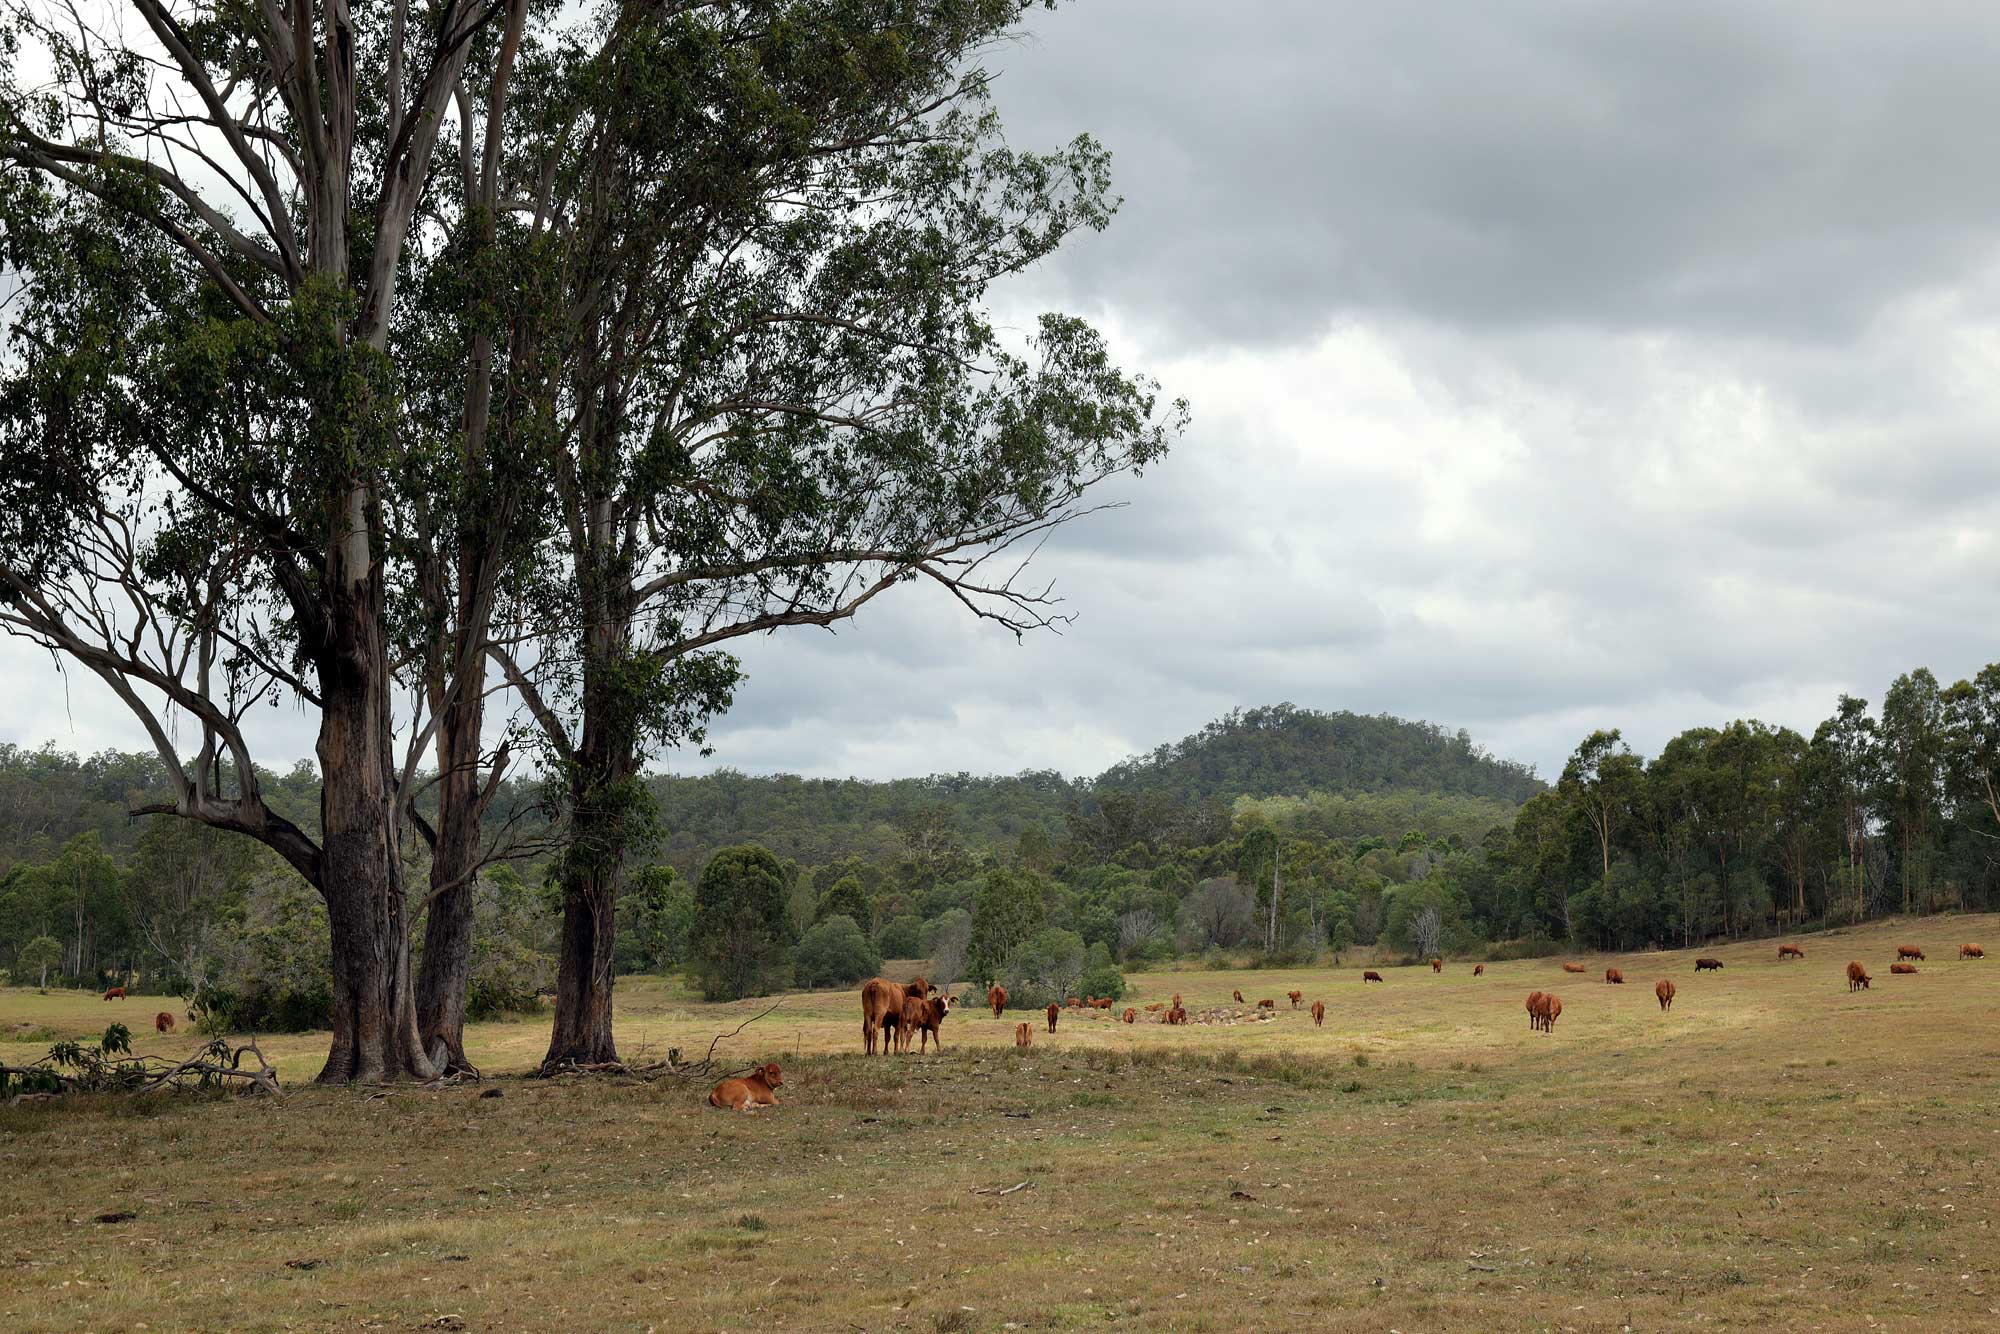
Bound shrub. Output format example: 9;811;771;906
1078;941;1124;1002
1482;936;1564;962
875;914;922;959
793;915;882;989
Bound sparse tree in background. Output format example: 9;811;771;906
1007;926;1086;1006
1408;906;1445;962
19;934;60;991
1115;907;1159;960
125;819;254;1001
920;908;973;987
1186;878;1255;950
688;846;792;1002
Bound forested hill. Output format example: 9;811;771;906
1093;704;1544;805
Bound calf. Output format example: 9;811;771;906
1014;1022;1033;1049
1046;1002;1060;1034
1846;960;1870;991
1472;963;1485;977
1144;1002;1164;1012
1165;1004;1189;1026
708;1063;783;1112
1431;958;1442;973
1896;945;1925;961
1561;962;1587;974
1604;967;1624;984
1310;1000;1325;1027
905;994;949;1053
1362;970;1383;983
102;986;126;1001
1526;990;1546;1030
861;977;909;1055
1655;979;1675;1010
154;1011;175;1034
1171;993;1183;1009
987;984;1008;1017
1287;990;1303;1009
1694;957;1724;972
1121;1007;1137;1024
1890;962;1917;975
1232;989;1245;1004
1777;945;1804;960
1962;943;1985;959
1257;998;1276;1009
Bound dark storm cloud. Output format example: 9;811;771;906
993;0;2000;349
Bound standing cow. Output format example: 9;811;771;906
1846;961;1871;991
1045;1003;1060;1034
1604;968;1624;984
1896;945;1925;962
987;984;1008;1017
1655;979;1675;1010
861;978;910;1055
1014;1022;1032;1048
1310;1000;1325;1028
1777;945;1804;960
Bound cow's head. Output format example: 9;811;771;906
760;1063;783;1088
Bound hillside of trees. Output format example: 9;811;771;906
7;670;1996;1024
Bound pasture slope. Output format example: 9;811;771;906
2;915;1997;1331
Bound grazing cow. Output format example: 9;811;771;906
1777;945;1805;960
1310;1000;1325;1027
102;987;126;1001
861;977;910;1055
1694;958;1724;972
1431;958;1442;973
1543;995;1562;1032
1472;964;1485;977
1065;996;1082;1008
1655;979;1675;1010
1165;1004;1189;1026
1256;998;1276;1010
1962;944;1985;959
154;1011;175;1034
1362;971;1383;983
987;984;1008;1018
1287;990;1303;1009
1232;990;1245;1004
1014;1022;1032;1049
1090;996;1114;1010
1046;1003;1060;1034
1846;961;1871;991
1890;962;1917;975
1121;1007;1137;1024
1604;968;1624;984
1896;945;1925;961
708;1063;783;1112
1561;962;1586;974
1144;1001;1164;1012
1526;990;1546;1030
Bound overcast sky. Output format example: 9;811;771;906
9;0;2000;783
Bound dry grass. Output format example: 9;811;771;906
3;915;1998;1330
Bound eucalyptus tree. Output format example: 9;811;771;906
1878;669;1947;913
487;2;1183;1069
0;0;529;1080
1558;729;1642;890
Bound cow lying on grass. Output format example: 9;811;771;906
709;1063;782;1112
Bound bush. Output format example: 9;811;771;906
461;868;555;1020
875;914;922;959
201;873;333;1032
1482;935;1564;962
793;915;882;989
1078;942;1124;1002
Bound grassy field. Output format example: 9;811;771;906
3;915;1998;1331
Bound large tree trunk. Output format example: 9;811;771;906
538;637;639;1072
416;685;486;1075
315;488;438;1085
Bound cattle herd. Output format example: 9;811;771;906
702;935;1990;1109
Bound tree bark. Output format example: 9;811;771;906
416;684;486;1075
315;486;437;1084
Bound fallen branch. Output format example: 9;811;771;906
632;1002;786;1079
2;1035;280;1100
972;1181;1032;1196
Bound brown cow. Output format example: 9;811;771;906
1777;945;1804;960
1655;979;1675;1010
1287;990;1303;1009
902;993;948;1053
1121;1007;1137;1024
906;975;934;999
1090;996;1113;1010
1431;958;1442;973
1362;970;1383;983
1846;961;1870;991
1604;968;1624;984
1896;945;1925;961
1890;962;1917;975
861;977;910;1055
1014;1022;1033;1048
1171;992;1183;1008
1561;962;1587;974
154;1011;176;1034
1065;995;1082;1008
1144;1001;1165;1012
1232;989;1244;1004
1962;943;1985;959
987;984;1008;1017
1543;994;1562;1032
1472;963;1485;976
1256;998;1276;1009
1046;1002;1060;1034
1310;1000;1325;1027
1526;990;1546;1030
709;1063;783;1112
1694;958;1724;972
102;986;126;1000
